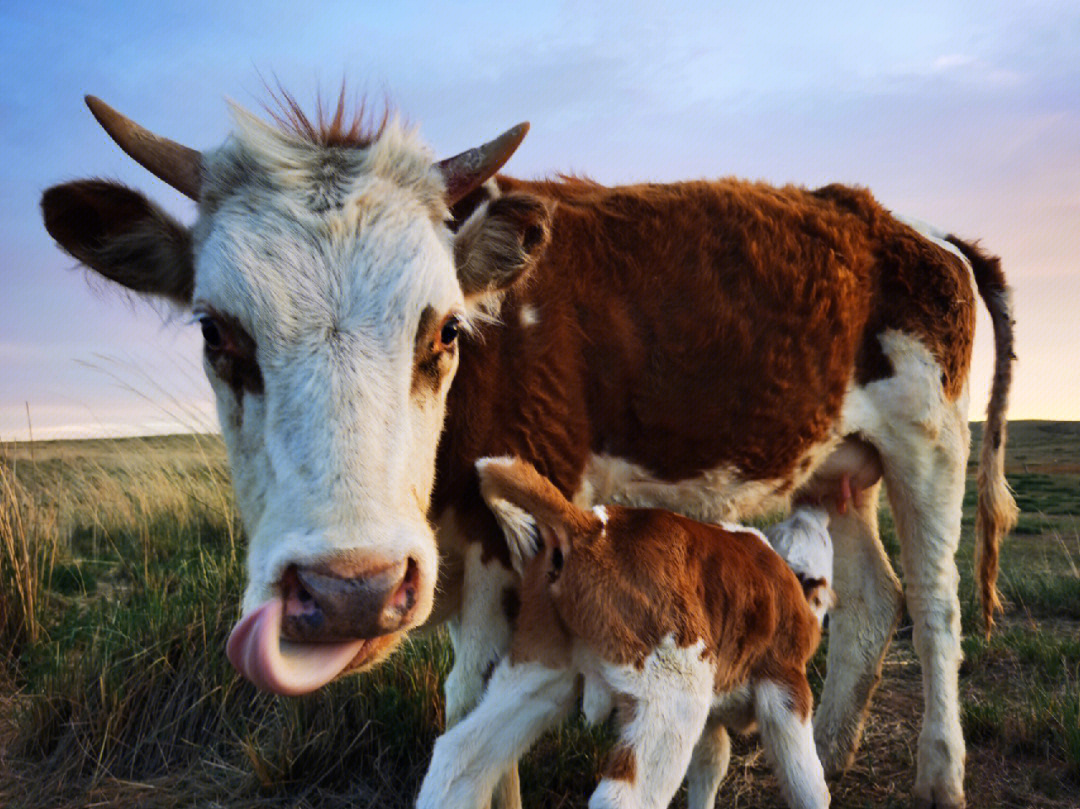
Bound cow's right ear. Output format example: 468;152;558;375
453;192;551;302
41;180;193;307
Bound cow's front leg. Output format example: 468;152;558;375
814;481;903;775
444;542;521;809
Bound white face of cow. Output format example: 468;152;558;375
41;100;549;694
194;113;462;622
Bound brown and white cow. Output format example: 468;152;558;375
40;94;1017;809
419;456;833;809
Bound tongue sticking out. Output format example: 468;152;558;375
226;599;366;696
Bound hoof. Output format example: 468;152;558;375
816;738;856;779
913;784;965;809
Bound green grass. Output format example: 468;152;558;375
3;424;1080;808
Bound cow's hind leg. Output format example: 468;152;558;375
880;406;970;807
813;480;904;774
852;335;971;808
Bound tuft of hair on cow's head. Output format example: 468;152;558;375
476;457;602;579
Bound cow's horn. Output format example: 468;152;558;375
85;95;202;200
437;122;529;205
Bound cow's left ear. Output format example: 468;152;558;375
42;180;193;307
453;192;551;301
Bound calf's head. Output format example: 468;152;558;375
41;96;550;694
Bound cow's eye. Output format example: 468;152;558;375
200;316;224;351
440;316;460;347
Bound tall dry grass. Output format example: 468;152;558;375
0;457;60;656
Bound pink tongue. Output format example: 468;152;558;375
226;599;366;696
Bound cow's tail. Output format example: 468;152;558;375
947;236;1019;637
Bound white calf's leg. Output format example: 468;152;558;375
685;715;730;809
756;681;830;809
591;638;714;809
418;659;576;809
444;544;521;809
813;482;904;774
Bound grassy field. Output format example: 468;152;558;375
1;422;1078;808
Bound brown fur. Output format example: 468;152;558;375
264;84;389;149
435;175;998;572
604;744;637;784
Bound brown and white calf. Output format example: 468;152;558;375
41;93;1017;809
418;457;833;809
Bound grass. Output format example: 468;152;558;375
1;421;1079;808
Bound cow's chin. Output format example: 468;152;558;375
226;598;405;696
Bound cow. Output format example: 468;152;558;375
40;94;1017;809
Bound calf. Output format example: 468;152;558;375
417;457;832;809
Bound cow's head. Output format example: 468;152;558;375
41;96;550;695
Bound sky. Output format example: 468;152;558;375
2;1;1078;441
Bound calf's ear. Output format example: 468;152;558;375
41;180;193;307
453;192;551;302
476;456;600;570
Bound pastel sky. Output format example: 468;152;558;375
2;1;1078;440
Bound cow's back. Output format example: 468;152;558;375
509;178;877;482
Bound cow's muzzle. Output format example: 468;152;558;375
280;557;419;642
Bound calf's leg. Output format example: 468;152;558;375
685;715;730;809
418;659;576;809
756;678;830;809
590;639;714;809
443;544;522;809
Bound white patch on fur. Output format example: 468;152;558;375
581;674;615;725
519;304;539;327
720;521;770;546
592;504;609;525
590;636;715;809
576;455;795;522
765;506;836;623
895;214;975;284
